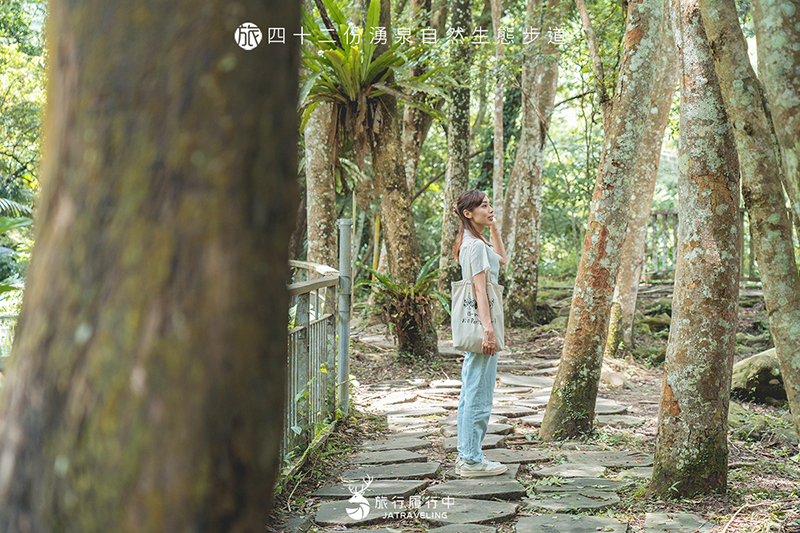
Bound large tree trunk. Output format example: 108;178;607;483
701;0;800;441
539;0;666;440
437;0;472;293
490;0;505;221
305;103;338;269
649;0;740;497
751;0;800;226
504;0;561;326
604;11;678;357
0;0;299;530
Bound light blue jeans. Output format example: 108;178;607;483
457;351;497;464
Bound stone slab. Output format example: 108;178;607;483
491;405;537;418
516;513;628;533
385;407;447;417
363;437;432;452
492;394;520;403
533;477;634;493
431;379;463;388
341;462;442;481
444;463;521;480
426;479;527;500
442;423;514;437
615;466;653;480
391;429;435;438
366;378;427;390
483;448;552;464
644;513;715;532
533;367;559;376
494;386;534;394
444;434;505;452
312;480;428;499
519;414;544;426
517;399;548;409
429;525;496;533
532;463;606;478
497;373;555;388
315;500;389;526
351;449;428;465
439;414;508;425
387;417;429;431
523;489;621;512
564;451;653;468
593;404;629;415
595;415;646;428
420;498;518;526
370;391;418;408
435;401;461;409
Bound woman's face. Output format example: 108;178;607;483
464;194;493;229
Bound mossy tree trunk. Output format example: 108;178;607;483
700;0;800;442
604;13;678;357
490;0;505;223
305;102;338;269
751;0;800;226
539;0;666;441
504;0;562;327
649;0;740;498
437;0;472;294
0;0;299;530
372;0;437;357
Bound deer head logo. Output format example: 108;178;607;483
345;475;373;520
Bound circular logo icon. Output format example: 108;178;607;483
345;499;370;520
235;22;262;50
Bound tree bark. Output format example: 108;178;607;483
438;0;472;294
751;0;800;227
490;0;505;222
504;0;561;326
604;8;678;357
575;0;612;127
649;0;740;497
700;0;800;441
305;103;338;269
0;0;299;530
540;0;666;440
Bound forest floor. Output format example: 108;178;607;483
271;285;800;533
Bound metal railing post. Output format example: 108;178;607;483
337;219;352;417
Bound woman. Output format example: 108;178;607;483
453;190;508;478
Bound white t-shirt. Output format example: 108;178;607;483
459;233;501;284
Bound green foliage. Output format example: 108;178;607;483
358;255;446;363
300;0;446;166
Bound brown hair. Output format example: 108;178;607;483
453;190;492;262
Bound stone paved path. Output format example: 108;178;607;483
310;345;716;531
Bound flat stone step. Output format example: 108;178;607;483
517;399;548;409
443;463;521;480
523;489;621;512
483;448;553;464
431;379;462;388
644;512;715;532
420;498;518;526
387;417;429;431
491;405;537;418
314;500;388;526
363;437;432;452
595;415;647;427
532;463;606;478
494;386;534;394
312;479;428;499
429;525;496;533
366;378;427;390
497;374;555;388
370;391;418;408
385;407;447;417
443;434;505;452
532;477;634;493
616;466;653;480
391;429;435;438
341;462;442;481
492;394;520;403
426;478;527;500
594;404;629;415
563;451;653;468
441;423;514;437
516;513;628;533
519;414;544;426
351;449;428;465
438;414;509;425
416;388;462;396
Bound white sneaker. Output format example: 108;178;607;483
455;457;464;476
459;458;508;478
